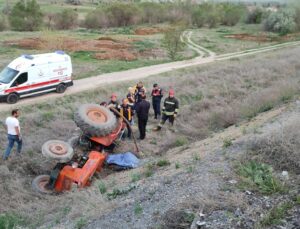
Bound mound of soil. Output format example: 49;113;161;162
4;36;140;61
134;27;166;35
224;33;273;42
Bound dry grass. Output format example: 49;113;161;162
247;116;300;174
0;47;299;227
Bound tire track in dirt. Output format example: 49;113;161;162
0;32;299;112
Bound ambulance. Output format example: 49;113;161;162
0;51;73;104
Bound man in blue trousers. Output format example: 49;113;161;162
3;109;22;160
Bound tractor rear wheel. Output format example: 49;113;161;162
42;140;74;163
74;104;117;137
32;175;53;194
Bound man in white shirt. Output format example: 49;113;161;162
3;109;22;160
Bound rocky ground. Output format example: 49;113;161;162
82;102;300;229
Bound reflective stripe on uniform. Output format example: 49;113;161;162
164;111;175;115
165;101;175;105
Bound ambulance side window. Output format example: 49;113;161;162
11;72;28;87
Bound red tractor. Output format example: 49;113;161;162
32;104;138;194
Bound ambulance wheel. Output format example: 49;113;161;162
42;140;74;163
56;83;66;93
32;175;53;194
6;93;19;104
74;104;117;137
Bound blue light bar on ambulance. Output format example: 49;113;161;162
55;50;65;55
22;54;34;60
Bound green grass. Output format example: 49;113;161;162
131;173;141;183
175;136;188;147
223;138;233;148
237;161;285;195
191;24;295;55
0;213;27;229
75;218;88;229
260;202;294;227
134;203;143;216
156;159;171;167
98;181;107;194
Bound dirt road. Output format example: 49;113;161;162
0;33;299;111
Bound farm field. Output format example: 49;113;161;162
0;45;299;228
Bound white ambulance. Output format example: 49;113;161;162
0;51;73;104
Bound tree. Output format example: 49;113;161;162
246;7;265;24
264;9;296;35
54;9;78;30
9;0;43;31
220;3;246;26
192;3;220;28
0;14;6;31
163;26;185;60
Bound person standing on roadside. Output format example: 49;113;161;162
135;95;150;140
151;83;163;119
3;109;22;160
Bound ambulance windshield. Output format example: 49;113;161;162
0;67;19;84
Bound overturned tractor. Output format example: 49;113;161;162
32;104;138;194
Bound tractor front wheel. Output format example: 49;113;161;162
32;175;53;194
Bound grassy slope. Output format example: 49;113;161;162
0;46;299;228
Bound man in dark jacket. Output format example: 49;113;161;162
154;89;179;131
135;94;150;140
151;83;163;119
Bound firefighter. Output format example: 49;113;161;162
134;81;146;104
154;89;179;131
120;98;133;139
151;83;163;119
135;94;150;140
107;93;120;115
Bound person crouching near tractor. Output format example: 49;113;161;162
154;89;179;131
120;98;133;139
3;109;22;160
108;93;121;116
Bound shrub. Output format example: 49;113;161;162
246;7;265;24
223;138;233;148
54;9;78;30
295;6;300;31
264;8;296;35
9;0;43;31
0;14;6;31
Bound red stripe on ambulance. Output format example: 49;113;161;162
4;79;60;93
